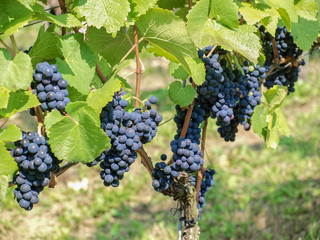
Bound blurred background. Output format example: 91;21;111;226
0;24;320;240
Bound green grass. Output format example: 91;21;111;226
1;54;320;240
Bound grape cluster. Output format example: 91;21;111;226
99;91;163;187
197;47;267;141
235;62;266;130
31;62;70;112
151;161;179;191
170;137;204;173
197;50;238;126
190;169;215;218
11;132;61;210
260;26;304;93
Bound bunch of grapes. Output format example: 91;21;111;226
151;160;179;191
235;62;266;130
31;62;70;112
190;169;215;218
11;132;61;210
260;26;304;93
197;50;238;126
99;91;163;187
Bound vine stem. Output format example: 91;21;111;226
0;39;15;57
28;87;46;135
55;162;78;177
96;64;107;84
136;147;153;177
188;0;193;9
62;112;78;124
58;0;67;35
9;35;18;54
195;119;208;202
133;25;142;108
206;45;217;58
272;38;279;63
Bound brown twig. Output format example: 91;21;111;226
272;38;279;63
136;147;153;177
0;39;15;57
196;119;208;202
96;63;107;84
188;0;193;9
28;87;45;135
56;162;78;177
133;25;142;108
58;0;67;35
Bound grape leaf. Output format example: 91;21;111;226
239;3;270;25
157;0;186;9
0;142;18;175
168;81;196;107
262;0;298;23
187;0;262;64
263;85;287;112
0;175;9;208
43;110;64;136
291;17;320;51
294;0;318;21
56;34;98;95
0;124;21;142
274;108;290;137
260;8;280;36
74;0;130;34
87;26;145;67
209;0;239;29
45;102;109;163
0;0;33;35
0;90;40;118
87;75;122;114
128;0;157;20
136;8;205;85
28;25;62;66
0;50;33;92
251;104;269;139
168;62;189;81
33;12;82;28
0;87;10;109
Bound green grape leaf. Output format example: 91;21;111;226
157;0;186;9
0;0;33;35
168;62;189;81
263;85;287;112
87;26;145;67
45;102;109;163
291;17;320;51
56;34;98;95
168;81;196;107
262;0;298;23
74;0;130;34
266;113;279;149
0;90;40;118
187;0;262;64
136;8;205;85
87;75;122;114
0;142;18;175
0;87;10;109
260;8;280;36
0;124;21;142
0;175;9;208
0;50;33;92
274;108;290;137
128;0;157;20
251;104;269;139
28;25;62;66
294;0;318;21
44;110;64;136
209;0;239;29
33;12;82;28
239;3;270;25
